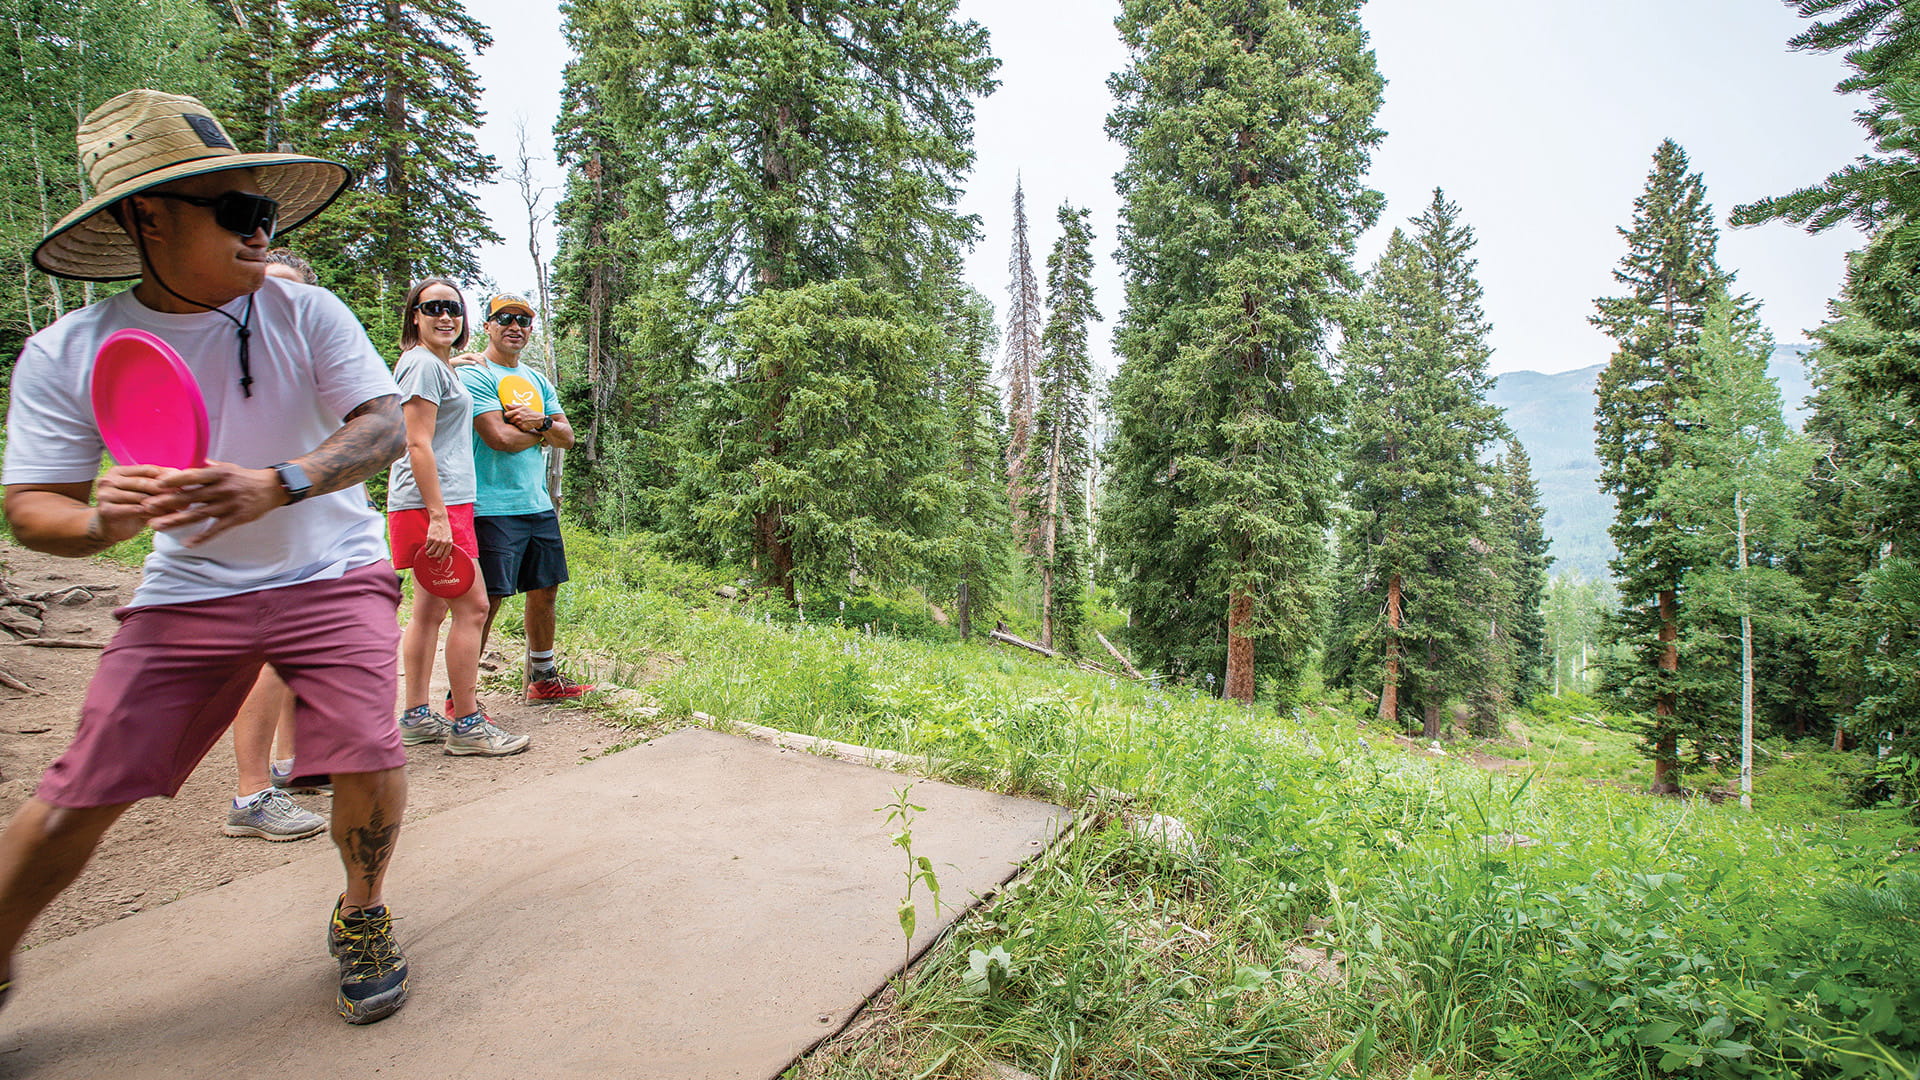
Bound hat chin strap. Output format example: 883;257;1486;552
129;221;256;399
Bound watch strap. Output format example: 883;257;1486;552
272;461;312;504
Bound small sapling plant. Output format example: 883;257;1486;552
878;783;942;975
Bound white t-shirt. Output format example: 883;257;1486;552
3;277;400;608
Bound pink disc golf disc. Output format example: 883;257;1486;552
90;329;209;470
414;546;476;599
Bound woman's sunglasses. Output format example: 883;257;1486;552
414;299;465;319
490;313;533;328
146;191;279;239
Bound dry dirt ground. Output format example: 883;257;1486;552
0;539;641;949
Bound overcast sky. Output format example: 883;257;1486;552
461;0;1867;376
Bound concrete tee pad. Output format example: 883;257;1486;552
0;728;1067;1079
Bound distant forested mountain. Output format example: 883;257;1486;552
1489;344;1813;582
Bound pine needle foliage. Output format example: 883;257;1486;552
1591;140;1754;790
568;0;998;601
283;0;503;338
1329;190;1504;737
1027;203;1099;654
1103;0;1383;701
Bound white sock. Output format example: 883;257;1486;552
234;788;272;809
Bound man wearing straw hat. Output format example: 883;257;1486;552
0;91;414;1024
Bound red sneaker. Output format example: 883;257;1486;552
526;673;595;703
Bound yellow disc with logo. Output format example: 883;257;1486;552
495;373;542;414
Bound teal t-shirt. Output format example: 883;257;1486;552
459;357;559;517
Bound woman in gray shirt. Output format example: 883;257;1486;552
387;280;529;757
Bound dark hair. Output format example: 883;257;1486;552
399;278;469;351
263;248;318;285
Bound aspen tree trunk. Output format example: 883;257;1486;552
1738;492;1753;811
1423;638;1442;740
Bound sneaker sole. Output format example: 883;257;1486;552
338;979;409;1025
223;822;326;842
399;732;447;746
444;740;531;757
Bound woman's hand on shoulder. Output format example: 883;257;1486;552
449;352;485;368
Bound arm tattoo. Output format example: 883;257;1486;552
344;805;401;892
298;395;406;497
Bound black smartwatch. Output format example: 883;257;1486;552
271;461;313;505
535;416;554;434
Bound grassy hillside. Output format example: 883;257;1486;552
548;532;1919;1080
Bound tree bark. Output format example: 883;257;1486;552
956;578;971;642
1422;638;1442;740
1225;585;1255;704
1379;572;1402;725
1040;425;1062;649
1652;587;1680;793
1737;492;1753;811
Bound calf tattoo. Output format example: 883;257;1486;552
344;806;400;892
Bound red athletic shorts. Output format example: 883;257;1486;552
387;503;479;570
34;562;405;808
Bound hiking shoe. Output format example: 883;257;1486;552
223;789;327;842
525;673;595;703
445;713;531;757
397;705;453;745
329;898;409;1024
271;758;332;794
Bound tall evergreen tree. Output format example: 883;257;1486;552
1501;442;1554;703
1103;0;1383;702
282;0;502;337
595;0;996;601
1328;190;1502;737
1002;177;1042;541
1027;203;1098;653
938;283;1012;641
1590;139;1749;793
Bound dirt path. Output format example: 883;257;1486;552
0;540;640;948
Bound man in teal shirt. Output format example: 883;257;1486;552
460;294;593;702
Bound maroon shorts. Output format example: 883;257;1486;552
388;503;479;570
34;562;406;808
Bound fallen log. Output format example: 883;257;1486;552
0;667;37;693
1095;631;1145;681
989;627;1059;659
6;638;106;649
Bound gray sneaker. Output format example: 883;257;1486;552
445;714;531;757
397;707;453;746
224;789;327;841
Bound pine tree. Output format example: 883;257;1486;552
1002;178;1043;541
282;0;502;338
1501;443;1554;703
939;284;1012;641
602;0;997;600
1329;190;1503;737
1027;203;1098;653
1103;0;1383;702
1590;139;1750;793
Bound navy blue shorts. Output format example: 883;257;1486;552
474;510;570;598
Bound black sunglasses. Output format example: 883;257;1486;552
414;299;465;319
146;190;279;240
490;312;533;328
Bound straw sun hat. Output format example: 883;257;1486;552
32;89;352;282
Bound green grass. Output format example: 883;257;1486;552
542;531;1920;1080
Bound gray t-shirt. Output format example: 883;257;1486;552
385;345;476;511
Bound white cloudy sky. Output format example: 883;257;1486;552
461;0;1867;376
